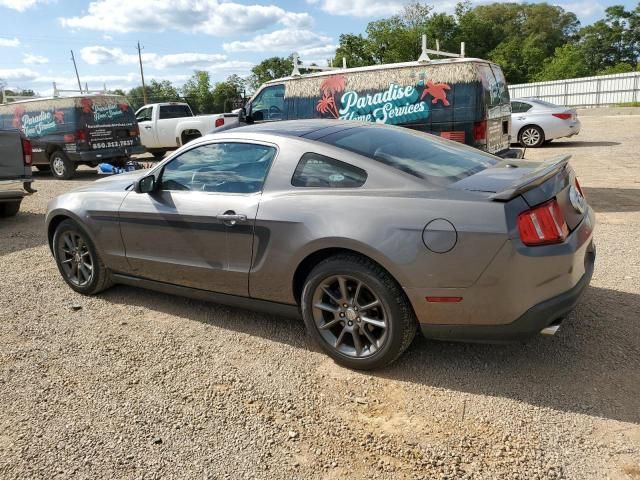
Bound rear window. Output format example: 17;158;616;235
292;153;367;188
529;99;559;108
159;105;192;119
316;125;499;185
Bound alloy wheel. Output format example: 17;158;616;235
57;230;94;287
521;128;541;146
311;275;389;358
52;156;66;177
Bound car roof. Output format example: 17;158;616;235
227;119;365;140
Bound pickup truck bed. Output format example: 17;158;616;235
0;129;34;217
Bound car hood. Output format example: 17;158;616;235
73;169;151;193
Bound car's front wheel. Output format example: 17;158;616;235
53;219;112;294
519;125;545;148
301;254;417;370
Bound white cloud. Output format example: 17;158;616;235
0;0;45;11
555;0;603;17
313;0;407;17
102;34;113;41
0;37;20;47
23;54;49;65
60;0;312;35
80;46;229;70
224;29;332;53
299;44;338;58
0;68;39;81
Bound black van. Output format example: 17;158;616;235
239;58;518;157
0;95;144;179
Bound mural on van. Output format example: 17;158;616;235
314;74;451;125
11;106;66;136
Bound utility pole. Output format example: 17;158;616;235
137;41;148;105
70;50;82;92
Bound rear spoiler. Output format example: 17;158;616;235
491;155;571;201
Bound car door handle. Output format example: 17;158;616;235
144;126;152;129
216;212;247;226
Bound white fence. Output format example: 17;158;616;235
508;72;640;107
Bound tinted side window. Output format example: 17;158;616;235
161;142;276;193
136;107;153;122
490;65;510;104
159;105;192;119
292;153;367;188
250;85;285;122
477;64;501;108
511;102;532;113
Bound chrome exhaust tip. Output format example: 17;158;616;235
540;325;561;336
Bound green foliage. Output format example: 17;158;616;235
249;56;294;90
181;71;215;114
126;79;182;111
331;0;638;83
536;44;590;81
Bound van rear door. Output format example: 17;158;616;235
77;96;140;153
476;63;511;155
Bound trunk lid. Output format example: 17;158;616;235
451;155;586;230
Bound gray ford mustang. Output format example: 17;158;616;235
46;120;595;369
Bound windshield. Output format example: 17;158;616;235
316;125;499;185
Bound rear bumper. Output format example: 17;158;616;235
420;245;595;342
0;178;34;201
408;204;596;342
69;145;145;162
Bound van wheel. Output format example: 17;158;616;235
519;126;545;148
50;151;75;180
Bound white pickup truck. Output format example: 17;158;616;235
135;102;238;158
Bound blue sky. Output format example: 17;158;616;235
0;0;630;95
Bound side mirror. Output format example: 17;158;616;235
134;174;156;194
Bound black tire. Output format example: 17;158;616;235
35;165;51;172
544;139;553;144
301;254;417;370
0;201;21;218
50;150;76;180
518;125;545;148
52;219;112;295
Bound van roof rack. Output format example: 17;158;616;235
289;34;466;77
1;82;111;104
291;54;347;76
417;35;465;62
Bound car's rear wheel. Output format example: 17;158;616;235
519;125;545;148
301;254;416;370
50;151;76;180
0;201;21;218
53;219;112;295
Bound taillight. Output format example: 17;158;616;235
473;120;486;141
76;129;88;142
215;118;224;128
21;138;32;166
63;133;76;142
517;199;569;246
130;125;139;137
575;177;584;197
552;113;572;120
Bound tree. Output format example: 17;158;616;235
211;74;246;112
249;56;293;90
578;5;639;73
181;71;215;114
126;79;181;110
536;44;590;81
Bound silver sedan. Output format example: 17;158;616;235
511;98;581;148
45;120;595;369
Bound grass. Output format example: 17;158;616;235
615;102;640;107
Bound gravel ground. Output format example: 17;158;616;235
1;113;639;479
